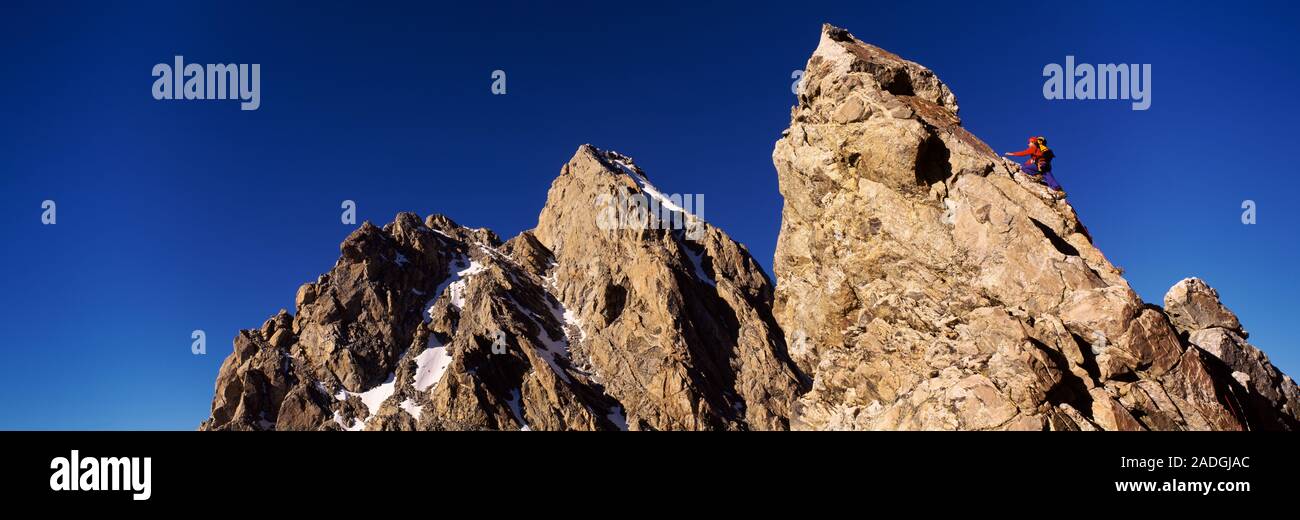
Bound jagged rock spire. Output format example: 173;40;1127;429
772;24;1297;430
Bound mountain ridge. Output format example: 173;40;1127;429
200;24;1298;431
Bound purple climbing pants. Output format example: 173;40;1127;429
1041;170;1062;191
1023;162;1063;191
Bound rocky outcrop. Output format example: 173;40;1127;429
202;146;802;431
202;23;1297;431
1165;278;1300;428
1164;277;1244;335
770;23;1298;430
530;147;804;430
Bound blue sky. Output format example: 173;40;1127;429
1;1;1296;429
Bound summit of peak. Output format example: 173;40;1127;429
568;144;647;180
802;25;959;117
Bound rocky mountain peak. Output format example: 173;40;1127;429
809;24;960;117
204;143;803;431
202;24;1296;431
771;24;1298;430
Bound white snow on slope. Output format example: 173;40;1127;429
610;157;691;215
331;373;397;431
333;411;365;431
335;373;397;417
508;295;575;385
562;308;586;342
683;244;716;287
400;399;423;421
425;255;466;322
424;254;487;321
414;338;453;391
446;260;485;310
541;266;587;343
608;154;715;287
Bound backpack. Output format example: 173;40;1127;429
1038;147;1055;173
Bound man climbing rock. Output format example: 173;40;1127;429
1032;136;1061;193
1005;136;1064;196
1005;136;1041;171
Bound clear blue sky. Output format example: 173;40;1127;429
2;1;1296;429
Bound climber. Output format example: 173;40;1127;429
1004;136;1063;194
1005;136;1042;174
1033;136;1062;193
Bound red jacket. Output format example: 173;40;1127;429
1007;144;1042;166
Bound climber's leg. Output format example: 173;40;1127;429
1021;161;1040;178
1042;171;1063;191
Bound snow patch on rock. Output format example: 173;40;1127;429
332;373;397;431
414;338;453;392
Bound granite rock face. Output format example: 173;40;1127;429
769;24;1298;430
